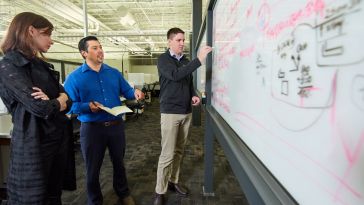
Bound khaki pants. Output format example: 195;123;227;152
155;113;192;194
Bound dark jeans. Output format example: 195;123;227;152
80;120;129;205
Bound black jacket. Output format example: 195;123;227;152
157;50;201;114
0;51;72;204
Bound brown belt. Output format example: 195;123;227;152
89;119;122;127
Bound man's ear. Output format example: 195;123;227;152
81;50;87;58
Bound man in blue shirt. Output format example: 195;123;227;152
64;36;144;205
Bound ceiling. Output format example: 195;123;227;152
0;0;208;60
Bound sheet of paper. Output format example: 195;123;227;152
99;105;133;116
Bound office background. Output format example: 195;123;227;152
1;0;364;205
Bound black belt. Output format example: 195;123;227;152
89;119;122;127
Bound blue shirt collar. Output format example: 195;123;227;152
81;62;110;73
169;49;183;61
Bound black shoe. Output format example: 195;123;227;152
153;193;165;205
168;182;188;196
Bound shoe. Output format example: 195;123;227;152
120;195;136;205
153;193;165;205
168;182;188;196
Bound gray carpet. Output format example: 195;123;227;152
60;99;249;205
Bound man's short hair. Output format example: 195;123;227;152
167;28;184;40
78;36;99;52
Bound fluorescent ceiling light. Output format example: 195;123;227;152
118;6;136;27
120;13;136;27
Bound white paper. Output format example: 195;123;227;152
99;105;133;116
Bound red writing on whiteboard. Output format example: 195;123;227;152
235;111;362;200
240;45;256;58
246;5;254;19
212;95;231;113
265;0;325;37
212;85;231;113
299;87;321;107
257;2;271;31
230;0;242;13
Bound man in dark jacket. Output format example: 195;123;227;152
153;27;212;205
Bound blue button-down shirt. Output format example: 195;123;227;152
64;63;135;122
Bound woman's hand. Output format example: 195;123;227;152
31;87;49;100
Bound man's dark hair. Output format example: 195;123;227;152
78;36;99;53
167;27;184;40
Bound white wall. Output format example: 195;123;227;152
130;65;157;75
61;58;129;78
104;59;123;72
130;65;158;82
104;57;131;79
62;59;83;77
59;56;154;81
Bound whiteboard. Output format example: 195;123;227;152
211;0;364;204
197;29;207;92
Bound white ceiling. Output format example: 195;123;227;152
0;0;208;60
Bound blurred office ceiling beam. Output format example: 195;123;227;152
0;0;206;60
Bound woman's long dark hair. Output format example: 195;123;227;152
0;12;53;59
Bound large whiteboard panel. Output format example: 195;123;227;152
212;0;364;204
197;30;207;92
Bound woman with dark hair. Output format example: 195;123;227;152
0;12;71;204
